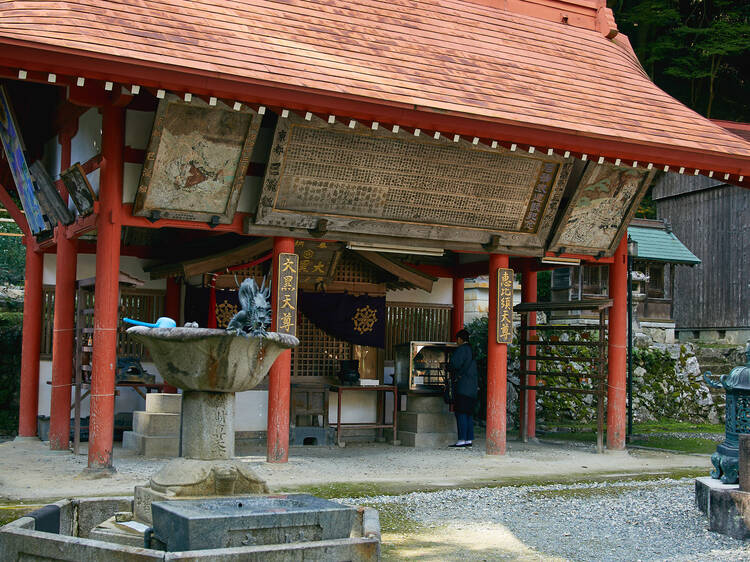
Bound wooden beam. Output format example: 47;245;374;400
299;280;386;296
147;237;273;279
353;251;436;292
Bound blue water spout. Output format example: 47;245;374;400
123;317;177;329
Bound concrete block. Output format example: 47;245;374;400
133;411;181;436
397;430;455;448
291;426;334;446
75;496;133;539
152;494;356;552
122;430;138;451
0;525;163;561
55;499;75;537
709;487;750;540
122;432;180;458
404;395;448;414
90;516;148;548
146;393;182;414
398;411;456;434
164;537;380;560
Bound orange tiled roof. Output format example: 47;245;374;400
1;0;749;180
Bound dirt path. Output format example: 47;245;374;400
0;438;710;502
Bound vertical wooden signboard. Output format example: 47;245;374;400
497;268;514;344
276;253;299;337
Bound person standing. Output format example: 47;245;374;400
447;329;478;448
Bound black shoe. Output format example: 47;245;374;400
449;443;464;448
463;442;473;448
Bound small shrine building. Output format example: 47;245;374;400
1;0;749;471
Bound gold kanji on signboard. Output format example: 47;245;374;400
275;252;299;337
496;268;514;344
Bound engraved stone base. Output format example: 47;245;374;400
134;458;269;524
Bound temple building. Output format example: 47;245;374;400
1;0;749;470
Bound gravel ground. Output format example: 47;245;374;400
343;478;750;561
636;432;725;442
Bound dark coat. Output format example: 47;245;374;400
448;342;478;400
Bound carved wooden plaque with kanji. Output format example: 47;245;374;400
253;113;571;250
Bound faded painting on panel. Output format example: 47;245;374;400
549;164;654;255
134;95;260;224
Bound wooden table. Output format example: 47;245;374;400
329;384;398;447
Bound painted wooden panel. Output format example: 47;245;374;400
134;94;260;224
548;163;654;255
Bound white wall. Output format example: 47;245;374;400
43;254;166;291
37;361;159;419
233;388;379;431
123;109;154;204
235;390;268;431
386;277;453;305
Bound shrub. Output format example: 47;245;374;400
0;312;23;435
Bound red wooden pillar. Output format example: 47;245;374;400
267;236;295;463
88;105;124;470
451;276;464;338
486;253;509;455
162;278;181;393
17;245;43;438
607;236;628;450
49;128;78;450
48;234;78;450
521;268;537;440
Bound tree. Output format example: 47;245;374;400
0;221;25;286
609;1;750;120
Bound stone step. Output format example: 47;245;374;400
145;393;182;414
133;411;181;436
398;411;456;434
404;395;449;414
122;431;179;458
396;430;456;448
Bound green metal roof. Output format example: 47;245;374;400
627;226;701;265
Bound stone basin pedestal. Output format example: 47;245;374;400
126;326;299;523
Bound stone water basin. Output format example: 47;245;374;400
127;327;298;392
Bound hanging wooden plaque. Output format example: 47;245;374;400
134;94;260;224
497;268;514;344
276;252;299;337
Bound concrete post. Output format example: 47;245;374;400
49;234;78;450
88;105;124;470
451;277;464;338
486;253;509;455
607;236;628;450
17;245;43;438
267;236;295;463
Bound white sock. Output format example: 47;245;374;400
455;440;466;445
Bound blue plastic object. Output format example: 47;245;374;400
123;317;177;329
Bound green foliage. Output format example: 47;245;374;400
0;312;23;434
610;0;750;120
635;188;657;219
536;271;551;302
0;222;25;285
536;330;601;424
465;316;717;426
